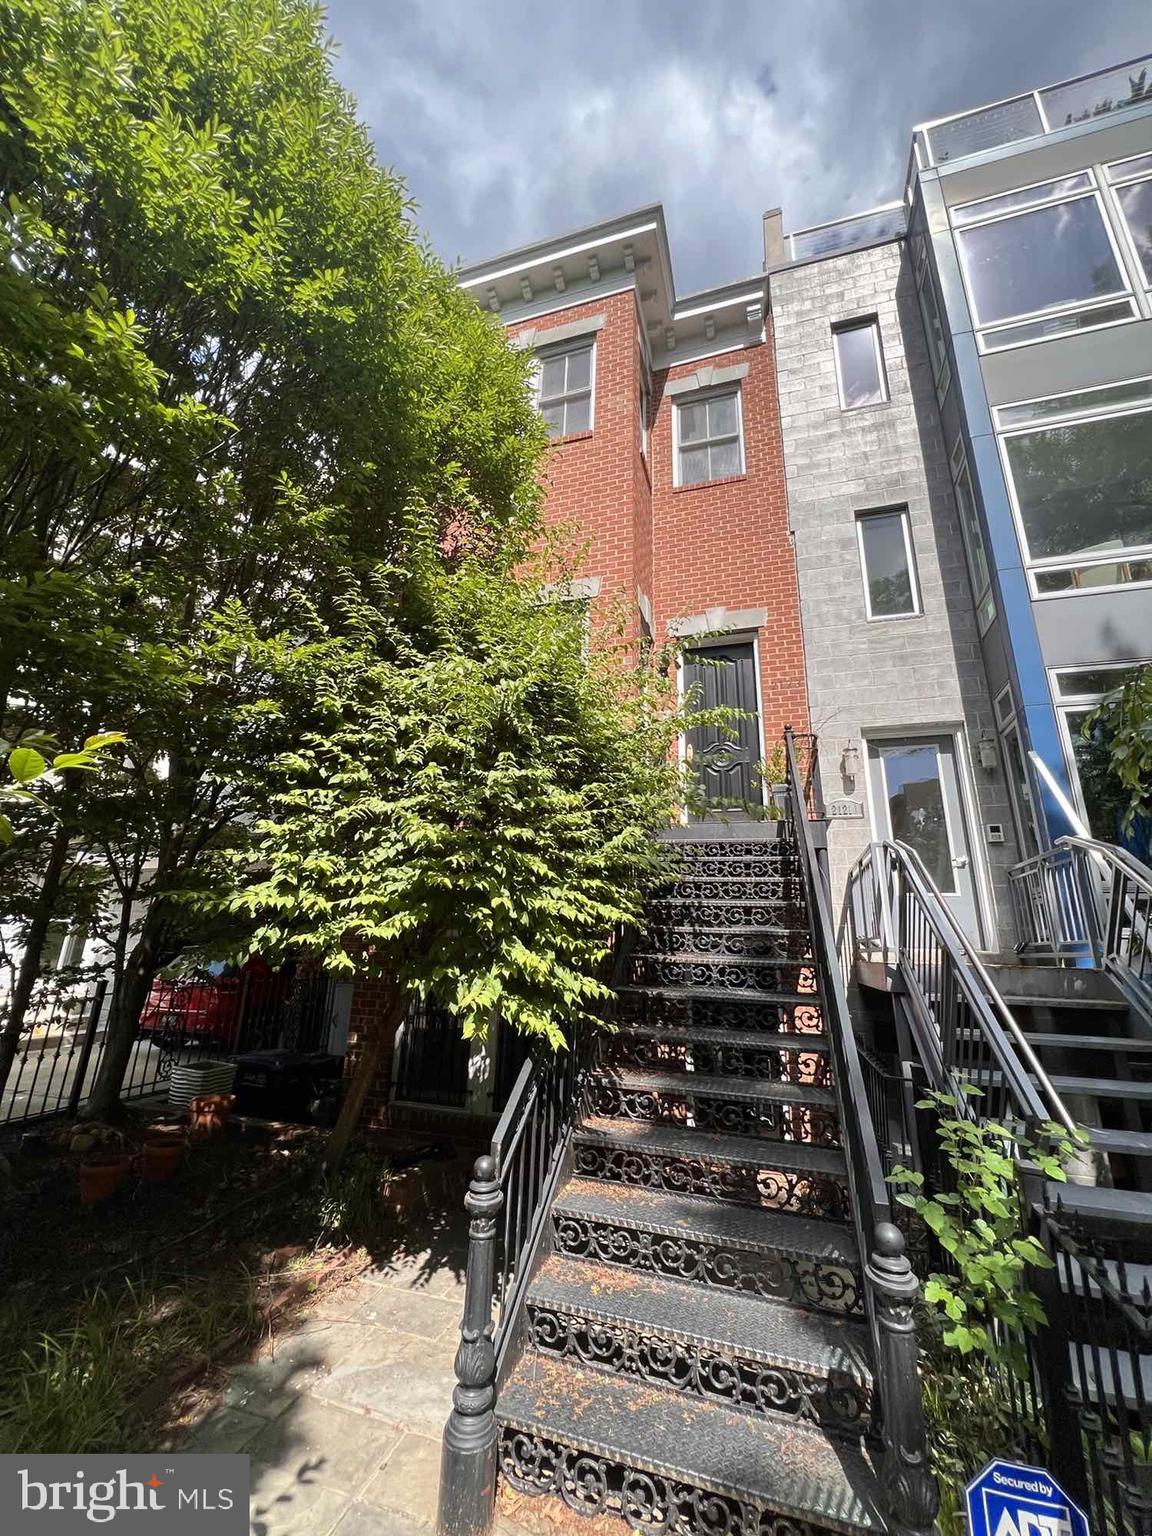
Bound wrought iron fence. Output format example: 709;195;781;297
0;968;340;1132
1010;836;1152;1020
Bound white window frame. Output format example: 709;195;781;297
855;506;922;621
950;170;1136;350
1106;153;1152;296
672;386;746;489
995;378;1152;597
832;318;889;410
913;237;951;398
1049;660;1152;837
535;338;596;439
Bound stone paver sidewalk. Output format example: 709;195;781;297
182;1214;473;1536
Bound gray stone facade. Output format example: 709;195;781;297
769;239;1019;948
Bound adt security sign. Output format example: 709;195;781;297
966;1459;1090;1536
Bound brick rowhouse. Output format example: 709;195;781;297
351;204;810;1134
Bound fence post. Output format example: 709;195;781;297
67;979;108;1119
439;1154;503;1536
867;1222;940;1536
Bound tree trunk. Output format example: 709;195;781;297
80;921;160;1121
0;820;71;1102
325;976;407;1171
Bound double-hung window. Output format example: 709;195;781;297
675;388;744;486
996;378;1152;594
856;507;920;619
536;339;594;438
952;173;1135;350
1106;152;1152;292
951;441;995;633
833;319;888;409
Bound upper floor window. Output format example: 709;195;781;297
640;366;651;461
833;319;888;409
536;339;594;438
952;174;1134;350
951;442;995;634
856;507;920;618
1107;153;1152;290
996;379;1152;594
675;388;744;486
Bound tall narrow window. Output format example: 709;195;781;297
675;389;744;486
856;508;920;618
833;319;888;409
536;340;594;438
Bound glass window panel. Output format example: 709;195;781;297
880;743;954;890
679;401;709;444
1001;723;1040;856
957;197;1126;326
1004;410;1152;563
680;445;710;486
1108;152;1152;183
1041;60;1152;131
1117;179;1152;285
981;299;1136;351
539;355;567;399
565;346;592;392
834;322;886;408
1054;666;1143;698
952;174;1093;226
859;511;916;616
953;464;991;601
996;378;1152;429
707;393;739;437
541;402;565;437
565;394;591;435
1035;556;1152;593
710;437;742;479
927;95;1043;165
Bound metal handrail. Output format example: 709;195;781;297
846;839;1076;1135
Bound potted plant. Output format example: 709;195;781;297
189;1092;236;1138
141;1130;185;1182
78;1151;131;1203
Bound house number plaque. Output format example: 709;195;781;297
825;798;865;819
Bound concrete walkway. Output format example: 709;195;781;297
182;1211;473;1536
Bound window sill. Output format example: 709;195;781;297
673;473;748;494
840;400;890;414
547;430;594;447
865;611;925;624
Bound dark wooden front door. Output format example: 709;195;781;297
684;642;762;817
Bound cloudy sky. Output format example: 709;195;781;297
324;1;1151;294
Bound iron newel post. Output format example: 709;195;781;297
439;1154;503;1536
867;1222;940;1536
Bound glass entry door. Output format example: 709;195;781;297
866;734;982;941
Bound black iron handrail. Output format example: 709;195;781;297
845;838;1075;1137
1010;834;1152;1021
783;728;938;1536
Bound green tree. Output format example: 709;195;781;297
200;553;687;1165
0;0;543;1115
1084;665;1152;846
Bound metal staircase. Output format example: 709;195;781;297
438;735;938;1536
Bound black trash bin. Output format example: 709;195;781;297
233;1050;343;1123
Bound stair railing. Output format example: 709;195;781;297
783;728;939;1536
845;839;1076;1139
1009;835;1152;1021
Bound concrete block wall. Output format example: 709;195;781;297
770;240;1020;948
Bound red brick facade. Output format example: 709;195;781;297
349;268;809;1134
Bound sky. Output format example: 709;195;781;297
323;1;1152;295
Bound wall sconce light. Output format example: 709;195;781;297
840;743;861;780
977;732;999;772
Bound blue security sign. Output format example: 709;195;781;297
966;1459;1089;1536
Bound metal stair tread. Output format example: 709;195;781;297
968;1069;1152;1100
1023;1031;1152;1053
651;896;803;909
528;1254;873;1382
1084;1126;1152;1156
575;1116;848;1177
1002;995;1129;1012
646;924;810;938
635;951;806;968
497;1357;882;1533
613;1022;830;1053
590;1065;837;1108
618;983;815;1006
554;1178;858;1265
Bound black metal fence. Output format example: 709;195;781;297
0;969;341;1132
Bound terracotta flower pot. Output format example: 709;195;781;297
141;1134;184;1183
189;1092;235;1138
79;1154;131;1204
